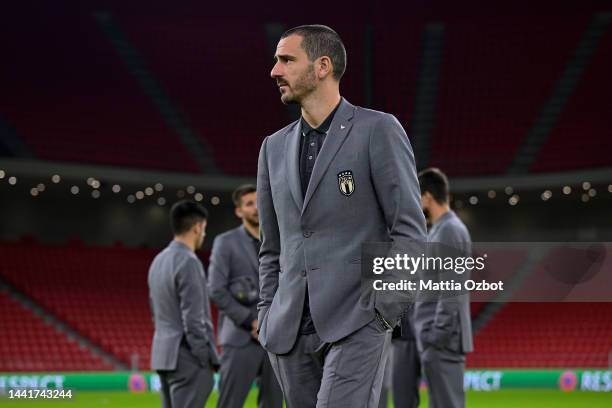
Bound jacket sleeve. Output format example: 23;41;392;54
176;258;216;367
207;235;256;329
256;137;281;323
369;114;428;324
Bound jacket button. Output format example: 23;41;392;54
303;231;312;238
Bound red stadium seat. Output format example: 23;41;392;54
0;290;112;371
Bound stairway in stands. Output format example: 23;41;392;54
0;240;156;371
411;22;445;170
509;12;612;174
0;281;119;371
92;11;219;175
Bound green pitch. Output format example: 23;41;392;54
1;390;612;407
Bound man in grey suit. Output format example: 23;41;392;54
258;25;427;408
408;168;474;408
148;200;220;408
208;185;283;408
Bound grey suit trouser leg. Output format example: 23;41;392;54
268;318;392;408
420;347;465;408
217;341;283;408
377;351;392;408
158;345;214;408
390;339;421;408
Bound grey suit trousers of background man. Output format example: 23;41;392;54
412;210;474;408
257;98;427;408
208;226;283;408
148;240;219;408
390;312;421;408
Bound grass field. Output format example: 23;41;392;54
1;390;612;407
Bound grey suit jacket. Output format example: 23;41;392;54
256;98;427;354
148;240;220;370
413;210;474;354
208;226;259;347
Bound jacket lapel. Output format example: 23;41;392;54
285;121;304;211
302;98;355;215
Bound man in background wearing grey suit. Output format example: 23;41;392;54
148;200;219;408
258;25;427;407
407;168;474;408
208;185;283;408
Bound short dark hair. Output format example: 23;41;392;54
232;184;256;207
418;168;450;204
170;200;208;235
281;24;347;81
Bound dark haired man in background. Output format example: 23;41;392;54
148;200;219;408
208;185;283;408
258;24;426;407
394;168;473;408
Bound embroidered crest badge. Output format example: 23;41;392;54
338;170;355;196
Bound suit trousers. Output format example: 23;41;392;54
377;351;392;408
157;344;214;408
218;340;283;408
420;346;465;408
268;317;392;408
390;338;421;408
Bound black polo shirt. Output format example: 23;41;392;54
299;103;340;197
298;102;340;335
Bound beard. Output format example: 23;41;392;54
244;214;259;228
280;64;317;105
